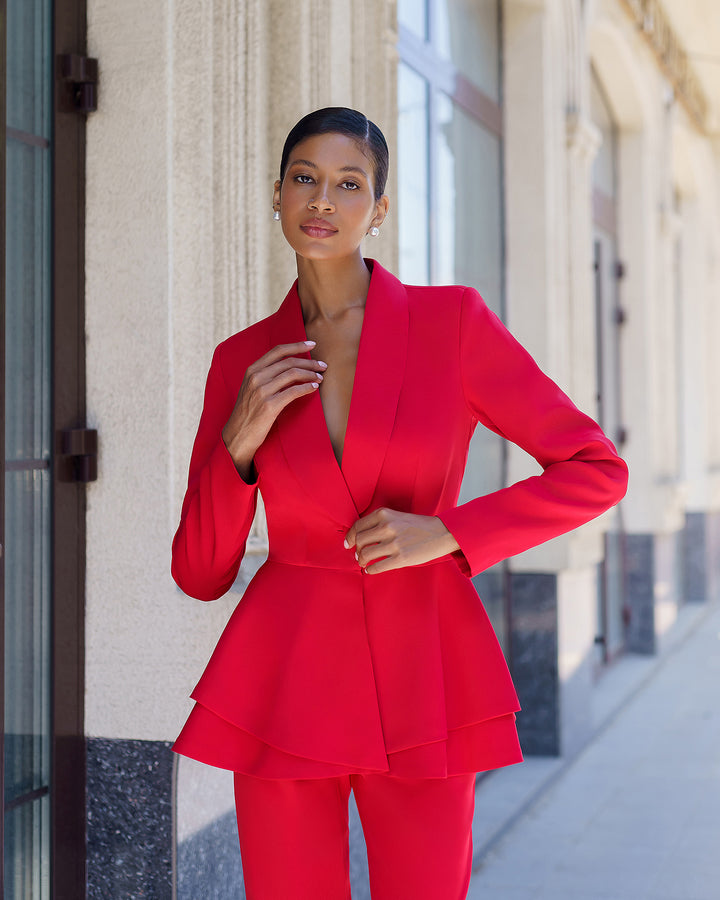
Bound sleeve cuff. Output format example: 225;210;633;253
437;508;475;578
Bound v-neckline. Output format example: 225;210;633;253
269;258;409;520
298;263;375;475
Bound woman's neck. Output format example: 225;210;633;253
296;252;372;324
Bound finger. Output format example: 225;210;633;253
345;517;375;550
357;538;396;568
249;356;327;389
346;508;394;551
243;367;322;412
256;341;326;371
363;555;400;575
352;508;390;538
263;365;325;396
354;523;390;552
263;340;318;364
270;379;321;413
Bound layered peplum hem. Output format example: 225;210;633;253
172;701;523;779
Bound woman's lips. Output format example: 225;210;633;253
301;219;338;238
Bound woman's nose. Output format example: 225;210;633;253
307;188;334;212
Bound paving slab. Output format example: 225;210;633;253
467;604;720;900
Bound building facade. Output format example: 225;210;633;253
2;0;719;896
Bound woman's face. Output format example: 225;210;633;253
273;132;388;261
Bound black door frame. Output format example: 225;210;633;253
52;0;89;895
0;0;6;883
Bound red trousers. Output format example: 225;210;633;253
233;772;476;900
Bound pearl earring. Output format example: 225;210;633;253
370;226;380;237
273;210;280;221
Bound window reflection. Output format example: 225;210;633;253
398;63;431;285
398;0;428;41
434;0;500;101
436;94;503;312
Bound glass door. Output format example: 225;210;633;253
3;0;53;895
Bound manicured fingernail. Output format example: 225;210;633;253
343;539;349;549
311;382;319;388
354;551;359;561
304;340;316;346
315;373;323;381
317;361;328;369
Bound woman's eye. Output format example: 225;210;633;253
341;181;360;190
295;174;314;184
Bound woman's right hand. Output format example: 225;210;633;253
222;340;326;481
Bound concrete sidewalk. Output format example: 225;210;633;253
466;603;720;900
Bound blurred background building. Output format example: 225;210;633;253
2;0;719;896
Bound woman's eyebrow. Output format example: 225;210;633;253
287;159;368;178
287;158;318;169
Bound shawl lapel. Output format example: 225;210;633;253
341;260;408;514
269;259;409;524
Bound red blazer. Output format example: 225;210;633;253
171;259;628;779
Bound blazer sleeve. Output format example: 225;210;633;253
437;287;628;578
171;343;259;601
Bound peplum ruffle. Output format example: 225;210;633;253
173;701;522;778
173;559;523;778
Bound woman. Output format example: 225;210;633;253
171;107;628;899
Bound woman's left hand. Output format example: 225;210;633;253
344;508;461;574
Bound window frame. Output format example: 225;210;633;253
0;0;7;882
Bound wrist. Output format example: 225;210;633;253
222;428;258;480
433;517;460;554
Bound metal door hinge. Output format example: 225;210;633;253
59;428;98;482
58;54;99;114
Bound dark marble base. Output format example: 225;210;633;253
683;512;707;604
624;534;656;655
683;510;720;605
509;573;560;756
86;738;174;899
176;783;371;899
708;511;720;604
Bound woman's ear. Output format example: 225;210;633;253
272;179;282;212
371;194;390;229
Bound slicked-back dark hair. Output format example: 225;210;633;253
279;107;389;201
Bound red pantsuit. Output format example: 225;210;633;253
233;772;476;900
171;260;628;895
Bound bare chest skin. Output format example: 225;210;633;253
304;306;364;467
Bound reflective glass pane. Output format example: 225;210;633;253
398;64;430;285
4;796;51;900
434;0;500;101
5;0;54;894
5;138;52;462
4;470;51;806
6;0;52;139
398;0;428;41
435;93;503;312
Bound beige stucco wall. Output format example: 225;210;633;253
84;0;398;742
